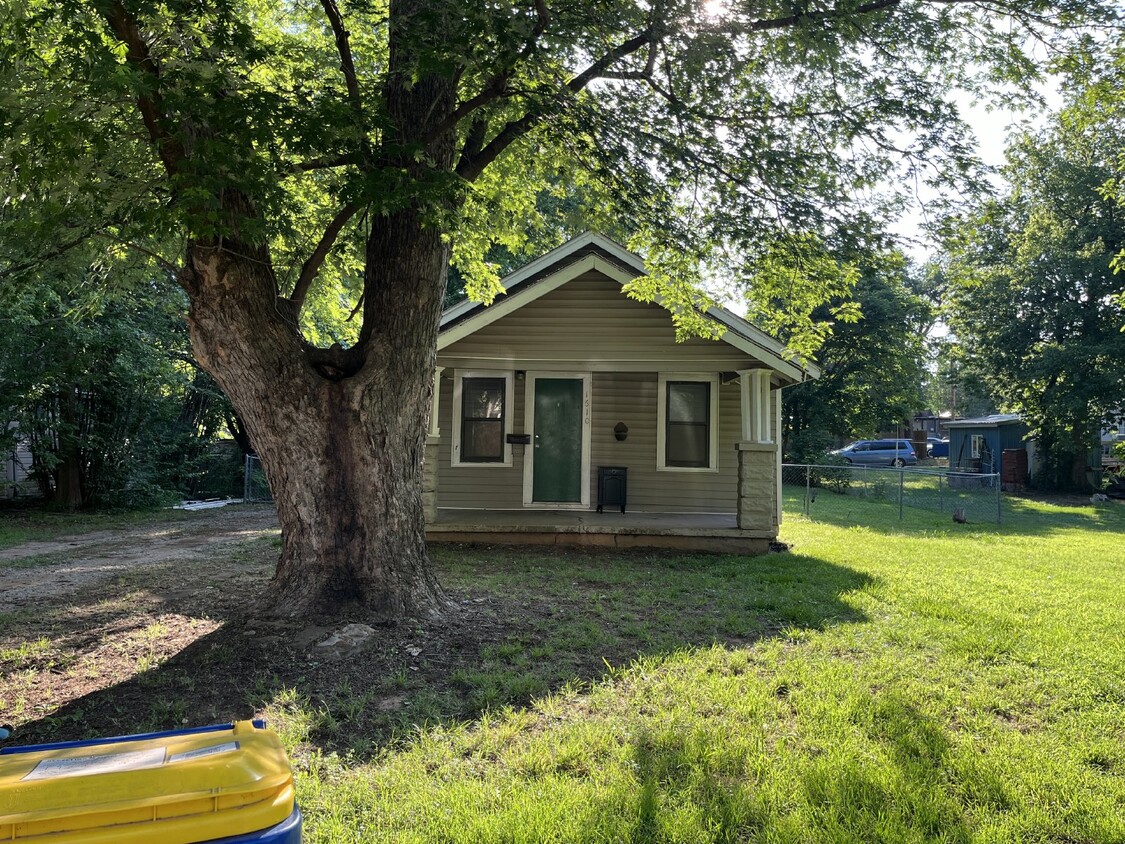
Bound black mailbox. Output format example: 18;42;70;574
596;466;627;514
506;433;531;445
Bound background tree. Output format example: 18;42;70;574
942;95;1125;490
0;253;237;508
0;0;1112;617
921;336;998;420
781;251;930;459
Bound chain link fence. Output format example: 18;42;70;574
243;455;273;503
782;463;1003;525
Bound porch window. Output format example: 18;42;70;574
657;373;720;472
452;371;514;466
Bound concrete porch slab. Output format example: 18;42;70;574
425;509;774;554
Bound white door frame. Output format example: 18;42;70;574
522;371;592;509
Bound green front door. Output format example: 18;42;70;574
532;378;584;503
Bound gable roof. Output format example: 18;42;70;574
438;233;819;383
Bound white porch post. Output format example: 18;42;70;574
739;369;772;443
429;366;445;437
758;371;772;443
423;367;444;522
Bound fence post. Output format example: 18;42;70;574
805;464;811;516
939;472;944;512
243;454;251;502
996;475;1002;524
898;468;904;520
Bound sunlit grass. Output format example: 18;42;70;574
259;496;1125;843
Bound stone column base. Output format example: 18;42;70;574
736;441;779;536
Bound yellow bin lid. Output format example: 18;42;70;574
0;720;295;843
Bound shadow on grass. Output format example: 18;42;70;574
10;543;872;763
783;486;1125;538
622;694;1003;842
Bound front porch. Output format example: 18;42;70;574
425;508;775;554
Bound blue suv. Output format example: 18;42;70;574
833;439;918;467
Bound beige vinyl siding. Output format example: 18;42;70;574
438;273;760;372
436;372;526;509
434;370;741;513
589;372;739;513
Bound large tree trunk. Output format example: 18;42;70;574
52;388;85;510
181;216;452;620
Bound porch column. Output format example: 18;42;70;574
774;385;783;526
737;370;779;536
428;367;444;437
739;369;773;443
423;367;444;522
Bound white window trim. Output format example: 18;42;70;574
522;371;592;508
451;369;514;468
971;434;984;459
657;373;720;473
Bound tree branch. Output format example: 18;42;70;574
289;202;361;313
291;152;364;173
456;28;655;180
99;0;185;175
104;236;181;276
318;0;371;162
431;0;551;143
0;229;98;280
745;0;902;32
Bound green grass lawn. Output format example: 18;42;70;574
260;496;1125;843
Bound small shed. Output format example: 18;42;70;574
947;414;1028;475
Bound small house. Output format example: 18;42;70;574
422;233;819;553
3;423;34;500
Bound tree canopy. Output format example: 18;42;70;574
0;253;239;507
3;1;1113;342
781;250;930;457
942;78;1125;489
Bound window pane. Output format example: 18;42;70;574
668;382;708;423
667;423;708;467
463;420;503;461
464;378;504;420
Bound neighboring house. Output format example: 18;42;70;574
3;423;34;500
1101;415;1124;467
911;412;947;437
422;232;820;554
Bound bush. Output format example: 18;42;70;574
785;430;837;465
814;453;853;494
